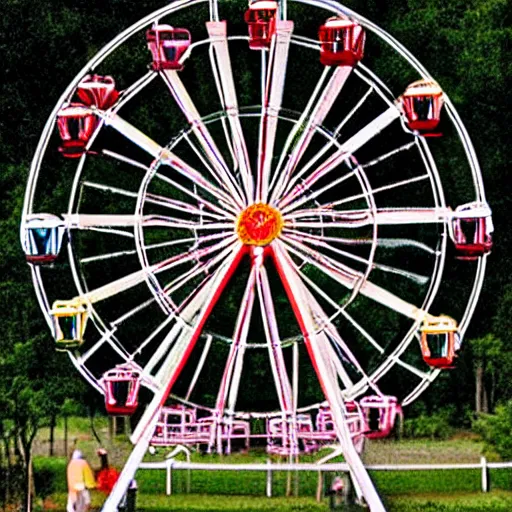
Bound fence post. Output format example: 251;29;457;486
266;459;272;498
481;456;489;492
166;460;173;496
316;470;323;502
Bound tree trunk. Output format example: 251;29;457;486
3;436;12;506
17;434;35;512
49;414;56;457
109;416;114;441
475;363;483;413
25;453;33;512
482;381;489;413
64;415;68;458
115;416;124;435
490;370;496;413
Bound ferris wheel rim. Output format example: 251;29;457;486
22;0;488;409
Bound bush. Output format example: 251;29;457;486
0;462;25;508
404;409;454;440
473;400;512;459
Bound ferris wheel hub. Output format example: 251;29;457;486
236;203;283;246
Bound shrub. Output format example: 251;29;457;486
473;400;512;459
404;409;454;440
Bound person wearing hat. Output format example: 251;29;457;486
67;450;96;512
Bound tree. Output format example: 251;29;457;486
469;334;502;413
474;400;512;459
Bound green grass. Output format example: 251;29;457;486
36;490;512;511
385;491;512;511
30;421;512;511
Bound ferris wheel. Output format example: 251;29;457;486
21;0;492;510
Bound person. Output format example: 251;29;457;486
67;450;96;512
95;448;120;494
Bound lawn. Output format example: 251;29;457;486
30;418;512;511
36;490;512;511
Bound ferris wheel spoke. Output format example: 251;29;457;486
280;166;357;213
280;235;432;323
284;225;436;254
181;133;244;210
284;230;429;285
281;86;375;192
143;192;228;221
162;241;238;296
142;241;243;375
72;235;237;306
142;271;222;375
114;70;158;111
304;294;356;390
153;170;237;219
207;21;254;202
215;264;257;423
94;110;238;209
256;260;294;414
84;174;224;224
160;69;246;207
132;243;246;444
81;180;142;201
81;179;228;222
102;149;152;171
279;105;401;206
269;66;329;198
76;327;122;365
103;147;232;217
361;141;416;170
284;250;386;354
256;21;294;203
393;357;430;380
81;232;229;265
325;174;433;209
270;66;353;204
63;213;233;231
285;206;453;227
270;241;385;509
281;233;361;283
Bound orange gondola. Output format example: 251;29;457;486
420;316;458;368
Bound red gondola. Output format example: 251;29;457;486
77;75;119;110
318;16;365;67
452;203;493;260
420;316;458;368
102;365;142;415
146;25;191;71
23;214;65;265
359;395;401;439
244;1;277;50
56;104;97;158
399;79;444;136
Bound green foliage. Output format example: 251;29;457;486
473;401;512;460
403;408;454;440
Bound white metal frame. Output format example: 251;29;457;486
21;0;490;510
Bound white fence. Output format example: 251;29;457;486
139;457;512;498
